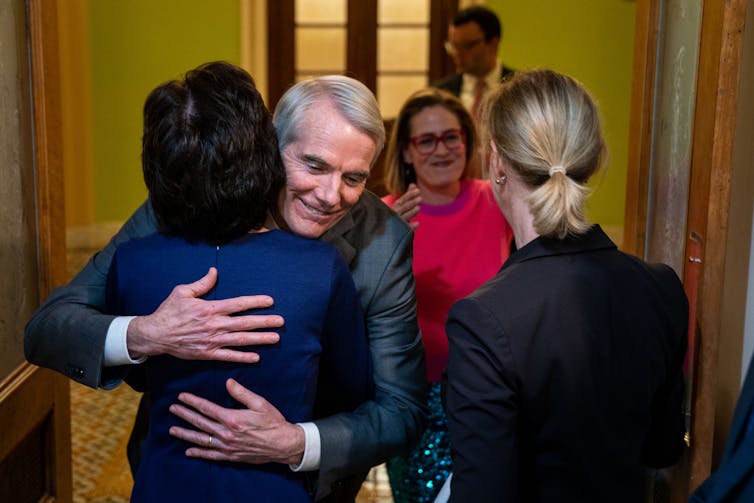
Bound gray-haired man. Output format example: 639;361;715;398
26;73;426;502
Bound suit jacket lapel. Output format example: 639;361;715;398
321;205;357;265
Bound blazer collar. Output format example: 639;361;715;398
503;225;617;271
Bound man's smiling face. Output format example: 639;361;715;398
278;100;376;239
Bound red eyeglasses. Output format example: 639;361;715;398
408;129;466;155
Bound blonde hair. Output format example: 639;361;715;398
484;69;606;239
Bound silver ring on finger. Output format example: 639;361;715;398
207;435;213;447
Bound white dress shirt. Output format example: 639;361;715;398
459;60;503;113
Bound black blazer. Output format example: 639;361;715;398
431;65;515;97
690;354;754;502
443;225;688;503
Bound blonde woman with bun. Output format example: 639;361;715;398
443;69;689;502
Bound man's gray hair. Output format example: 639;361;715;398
273;75;386;165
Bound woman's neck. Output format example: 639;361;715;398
502;181;539;249
417;180;462;205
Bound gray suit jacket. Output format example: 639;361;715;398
25;190;427;499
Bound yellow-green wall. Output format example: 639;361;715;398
488;0;635;228
66;1;634;227
86;0;241;221
59;0;94;227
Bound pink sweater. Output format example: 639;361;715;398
383;179;513;381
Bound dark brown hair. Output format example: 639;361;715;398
142;61;285;245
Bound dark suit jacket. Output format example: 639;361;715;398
443;226;688;503
690;355;754;502
24;191;427;501
431;65;515;97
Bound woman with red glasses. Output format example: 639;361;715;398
381;88;513;503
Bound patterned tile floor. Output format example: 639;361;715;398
68;229;137;503
67;227;394;502
70;383;138;503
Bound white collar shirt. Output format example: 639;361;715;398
460;60;503;112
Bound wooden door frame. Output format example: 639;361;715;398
622;0;660;257
624;0;749;498
684;0;748;492
0;0;71;501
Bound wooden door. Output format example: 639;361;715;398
266;0;457;110
0;0;71;501
624;0;751;500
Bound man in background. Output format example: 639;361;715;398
432;5;514;122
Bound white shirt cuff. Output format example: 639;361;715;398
289;422;321;472
104;316;147;366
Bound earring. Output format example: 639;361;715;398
494;175;506;185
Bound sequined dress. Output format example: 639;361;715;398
387;383;451;502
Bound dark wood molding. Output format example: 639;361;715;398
685;0;747;494
429;0;458;83
0;364;71;502
267;0;295;110
347;0;377;91
622;0;660;257
9;2;73;501
29;0;66;296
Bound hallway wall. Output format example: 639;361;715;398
62;1;635;232
60;0;241;225
488;0;636;233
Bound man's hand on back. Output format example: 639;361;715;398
126;267;284;362
168;378;306;465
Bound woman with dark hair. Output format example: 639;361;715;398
443;69;688;502
381;88;513;503
106;61;372;502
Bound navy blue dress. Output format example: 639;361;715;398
105;230;373;503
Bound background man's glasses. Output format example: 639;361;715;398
444;38;484;55
408;129;466;155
